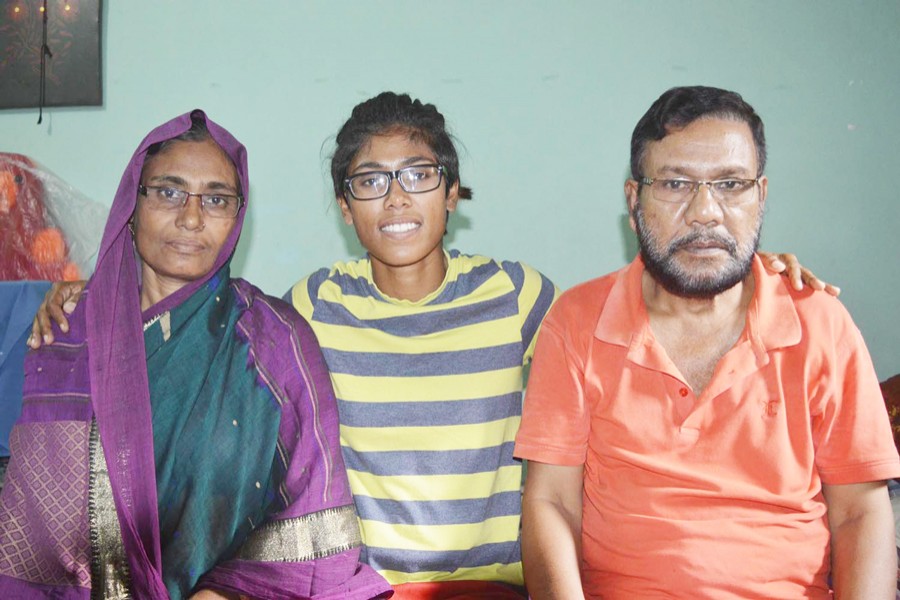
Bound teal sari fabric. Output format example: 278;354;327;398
145;268;281;599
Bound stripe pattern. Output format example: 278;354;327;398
290;251;556;586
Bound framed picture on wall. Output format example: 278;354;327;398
0;0;102;109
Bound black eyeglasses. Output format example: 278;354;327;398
344;164;444;201
138;185;244;218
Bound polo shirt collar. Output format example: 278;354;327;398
594;257;650;350
594;255;802;366
745;254;803;354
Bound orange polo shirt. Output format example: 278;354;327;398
515;256;900;599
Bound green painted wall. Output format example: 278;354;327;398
2;1;898;378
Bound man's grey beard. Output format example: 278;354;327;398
633;202;761;299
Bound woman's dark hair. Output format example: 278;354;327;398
630;86;767;179
331;92;473;200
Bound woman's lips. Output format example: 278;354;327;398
167;239;207;253
380;220;421;234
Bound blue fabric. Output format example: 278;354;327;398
0;281;51;456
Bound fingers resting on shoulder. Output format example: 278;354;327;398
758;251;841;297
28;280;87;349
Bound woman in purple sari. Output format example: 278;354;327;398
0;110;390;600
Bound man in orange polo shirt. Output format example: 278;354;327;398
514;86;900;599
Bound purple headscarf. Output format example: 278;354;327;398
86;110;248;597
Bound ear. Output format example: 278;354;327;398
445;181;460;213
338;195;353;225
624;179;640;232
757;175;768;211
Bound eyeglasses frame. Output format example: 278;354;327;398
343;164;445;201
138;184;244;218
638;176;762;203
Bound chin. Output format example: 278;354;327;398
642;250;752;298
663;265;749;298
163;264;214;281
374;246;437;267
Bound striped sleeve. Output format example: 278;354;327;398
500;261;559;364
287;268;330;322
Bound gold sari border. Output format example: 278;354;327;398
88;420;132;599
237;505;362;562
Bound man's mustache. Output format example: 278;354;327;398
667;230;737;255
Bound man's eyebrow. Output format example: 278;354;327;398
656;165;754;177
351;156;436;173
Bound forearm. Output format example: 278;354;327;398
826;481;896;600
830;509;896;599
522;497;586;600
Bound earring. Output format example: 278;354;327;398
127;219;135;236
